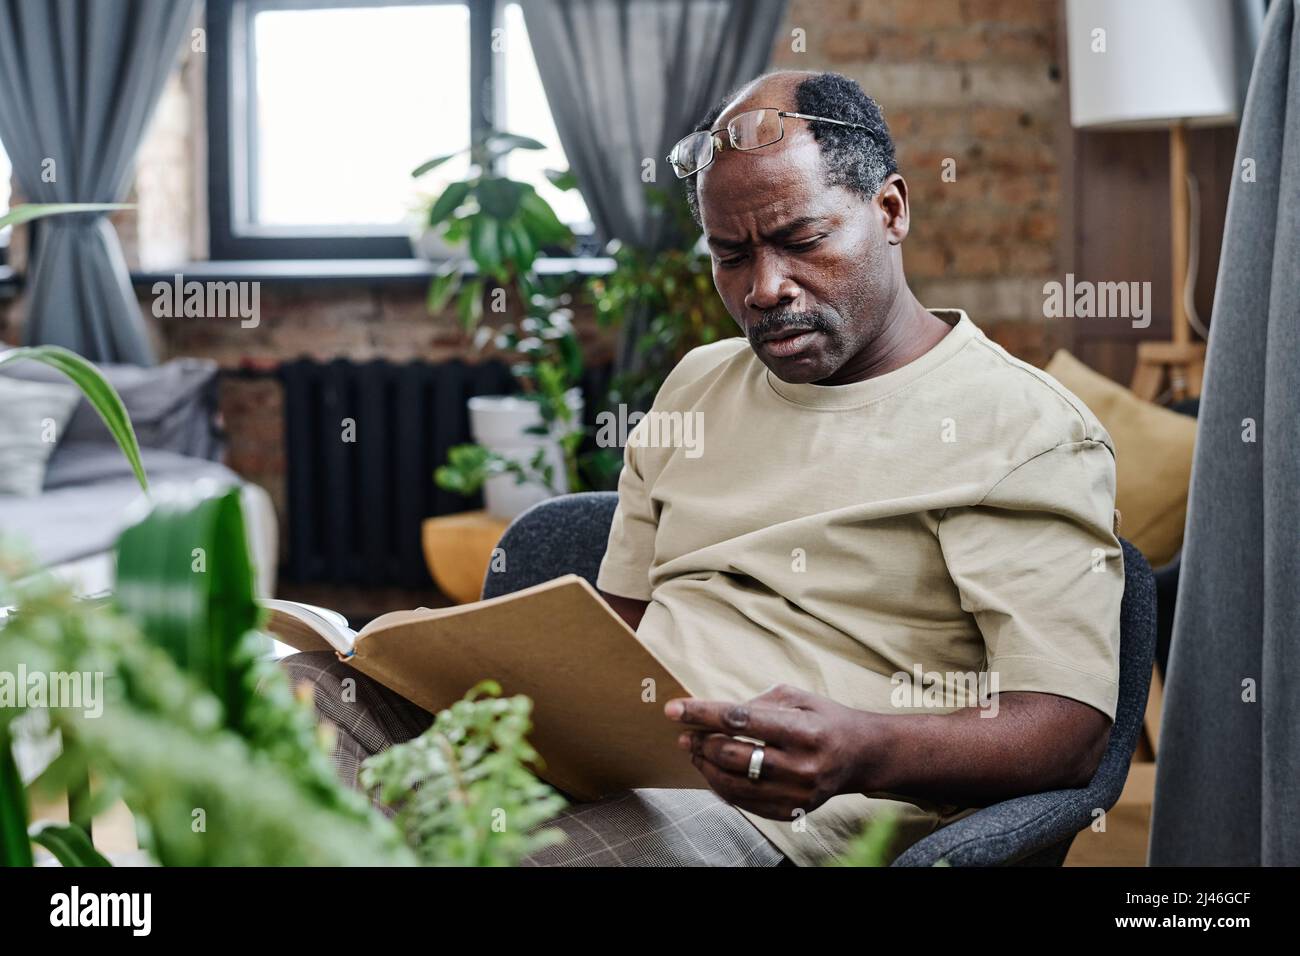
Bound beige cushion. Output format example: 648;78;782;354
1044;349;1197;566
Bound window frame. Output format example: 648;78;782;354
0;138;10;268
207;0;498;260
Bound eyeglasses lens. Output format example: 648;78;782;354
728;109;784;150
670;131;714;178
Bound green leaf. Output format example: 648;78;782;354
28;822;112;867
544;168;579;191
426;181;470;228
113;485;260;730
507;220;537;273
434;443;496;496
0;202;134;230
359;683;566;866
469;217;501;278
0;346;148;492
498;221;520;270
557;331;584;384
579;447;624;489
0;726;34;867
519;189;572;246
442;215;469;245
456;278;485;333
484;132;546;157
476;178;524;220
425;268;462;316
411;151;466;178
463;678;502;701
828;809;900;867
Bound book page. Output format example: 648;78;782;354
263;600;356;655
348;575;704;801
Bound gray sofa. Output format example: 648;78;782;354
0;357;276;596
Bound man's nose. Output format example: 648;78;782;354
743;252;800;313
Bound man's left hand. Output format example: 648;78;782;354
665;684;884;821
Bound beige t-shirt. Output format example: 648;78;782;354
596;309;1124;866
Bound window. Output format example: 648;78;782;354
0;139;11;260
498;2;586;227
208;0;590;259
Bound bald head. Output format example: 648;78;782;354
683;71;897;227
716;69;815;122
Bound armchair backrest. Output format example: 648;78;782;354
1080;538;1157;806
481;492;620;600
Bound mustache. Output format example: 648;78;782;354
748;308;837;342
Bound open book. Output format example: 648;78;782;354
264;576;703;801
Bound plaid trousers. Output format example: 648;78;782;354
280;651;787;867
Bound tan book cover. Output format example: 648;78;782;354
265;575;704;801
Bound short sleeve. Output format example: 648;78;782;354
595;418;658;601
937;439;1123;720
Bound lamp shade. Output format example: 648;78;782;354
1066;0;1244;129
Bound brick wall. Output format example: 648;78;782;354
772;0;1067;363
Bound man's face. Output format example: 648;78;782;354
698;126;899;385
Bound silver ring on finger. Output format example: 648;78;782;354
747;743;766;782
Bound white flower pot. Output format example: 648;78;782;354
468;390;584;520
409;223;462;263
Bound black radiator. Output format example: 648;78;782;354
280;357;611;589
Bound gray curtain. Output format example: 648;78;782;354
0;0;196;364
521;0;787;251
520;0;787;381
1149;0;1299;866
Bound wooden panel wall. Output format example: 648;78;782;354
1055;3;1238;386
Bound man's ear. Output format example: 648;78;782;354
877;173;910;246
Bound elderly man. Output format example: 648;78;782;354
284;69;1122;867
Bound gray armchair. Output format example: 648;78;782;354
483;491;1157;867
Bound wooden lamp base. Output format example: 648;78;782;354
1128;123;1208;406
1129;340;1207;403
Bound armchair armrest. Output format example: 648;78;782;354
892;789;1092;867
895;539;1156;866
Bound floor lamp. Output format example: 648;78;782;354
1066;0;1247;405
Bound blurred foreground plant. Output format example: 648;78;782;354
0;504;413;866
360;680;565;867
827;808;901;867
0;346;565;867
827;808;950;867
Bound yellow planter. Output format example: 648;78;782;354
421;511;511;604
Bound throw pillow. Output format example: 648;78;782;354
0;357;221;459
1044;349;1198;567
0;375;83;496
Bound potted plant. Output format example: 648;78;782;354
587;189;735;411
411;131;591;519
